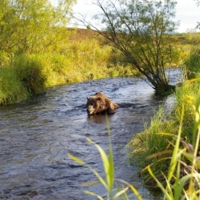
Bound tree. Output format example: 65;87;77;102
0;0;76;55
78;0;179;96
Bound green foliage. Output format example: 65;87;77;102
0;0;75;57
0;35;136;105
89;0;179;95
147;93;200;200
184;48;200;79
13;54;46;96
128;77;200;196
0;66;28;105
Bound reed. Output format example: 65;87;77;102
68;115;142;200
146;90;200;199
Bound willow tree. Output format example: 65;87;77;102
80;0;179;96
0;0;76;55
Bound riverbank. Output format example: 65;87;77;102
1;28;196;105
0;48;139;105
127;67;200;198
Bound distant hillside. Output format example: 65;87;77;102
67;28;200;46
68;28;101;41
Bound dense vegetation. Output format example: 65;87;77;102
127;47;200;198
0;0;137;105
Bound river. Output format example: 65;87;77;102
0;69;181;200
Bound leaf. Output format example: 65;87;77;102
106;114;115;191
84;190;104;200
68;151;108;190
68;154;86;165
168;104;184;182
115;179;143;200
174;174;191;200
147;166;171;199
145;150;172;160
79;180;100;186
86;137;111;190
183;152;200;169
113;187;129;200
157;132;174;137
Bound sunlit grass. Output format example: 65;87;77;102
146;91;200;200
0;38;136;104
0;66;28;104
127;75;200;198
68;115;142;200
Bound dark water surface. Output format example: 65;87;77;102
0;69;181;200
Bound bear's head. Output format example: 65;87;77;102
86;92;119;116
86;95;107;115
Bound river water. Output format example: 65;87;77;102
0;69;181;200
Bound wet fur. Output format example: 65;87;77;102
86;92;119;115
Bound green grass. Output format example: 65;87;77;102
0;66;28;104
0;38;138;105
184;48;200;79
69;115;142;200
127;72;200;197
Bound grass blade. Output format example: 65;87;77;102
84;190;104;200
167;104;184;182
87;137;112;192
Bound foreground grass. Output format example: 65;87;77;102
69;115;143;200
127;76;200;198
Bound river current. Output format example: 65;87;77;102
0;69;181;200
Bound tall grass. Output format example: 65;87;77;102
69;115;142;200
184;48;200;79
0;66;28;104
147;90;200;199
0;38;136;105
127;75;200;196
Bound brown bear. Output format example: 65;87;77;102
86;92;119;115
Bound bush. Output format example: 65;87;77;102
13;54;47;96
185;48;200;79
0;67;28;105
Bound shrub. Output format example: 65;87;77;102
0;67;28;105
185;48;200;79
13;54;47;96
